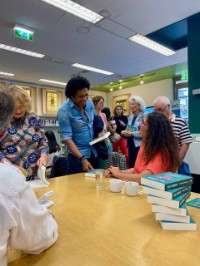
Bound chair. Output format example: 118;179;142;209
105;152;127;170
50;156;68;178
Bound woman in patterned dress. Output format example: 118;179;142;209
0;85;48;180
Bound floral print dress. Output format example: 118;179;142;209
0;112;48;180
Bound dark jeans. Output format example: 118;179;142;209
67;152;99;175
127;139;140;168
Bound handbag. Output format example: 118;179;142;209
178;161;191;177
110;132;121;143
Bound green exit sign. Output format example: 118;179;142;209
14;26;34;41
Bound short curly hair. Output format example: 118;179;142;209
143;112;180;170
65;76;90;98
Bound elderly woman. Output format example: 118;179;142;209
0;85;58;265
121;95;146;168
105;112;180;183
0;85;48;180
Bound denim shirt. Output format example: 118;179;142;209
57;98;97;158
127;111;144;147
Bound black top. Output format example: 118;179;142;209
112;115;128;135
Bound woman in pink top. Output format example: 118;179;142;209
105;112;180;183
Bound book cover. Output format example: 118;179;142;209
141;172;192;191
125;125;137;132
147;192;191;209
89;132;110;146
186;198;200;209
143;185;191;200
152;203;187;217
159;217;197;231
155;212;190;223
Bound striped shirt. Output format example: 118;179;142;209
170;113;192;149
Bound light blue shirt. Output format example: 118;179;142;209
57;98;97;158
127;111;144;147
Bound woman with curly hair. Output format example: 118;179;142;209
105;112;180;183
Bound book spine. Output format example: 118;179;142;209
179;192;191;207
165;179;192;190
172;186;191;199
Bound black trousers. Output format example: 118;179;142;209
127;139;140;168
67;152;99;175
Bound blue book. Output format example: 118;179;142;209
159;217;197;231
147;191;191;209
152;203;187;217
141;172;192;191
143;185;191;200
186;198;200;209
125;125;137;132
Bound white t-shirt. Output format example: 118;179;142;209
0;163;58;266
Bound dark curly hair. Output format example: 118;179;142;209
65;76;90;98
143;112;180;170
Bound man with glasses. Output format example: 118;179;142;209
153;96;192;163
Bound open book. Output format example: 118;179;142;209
89;132;110;146
29;165;50;189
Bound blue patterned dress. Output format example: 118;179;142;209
0;112;48;180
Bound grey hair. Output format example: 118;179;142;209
0;85;15;134
153;96;170;106
129;95;146;111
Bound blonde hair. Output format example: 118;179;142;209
7;85;32;112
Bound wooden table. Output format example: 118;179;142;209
8;174;200;266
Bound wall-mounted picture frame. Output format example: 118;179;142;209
41;88;64;115
112;93;131;116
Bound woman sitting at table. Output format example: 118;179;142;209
105;112;180;183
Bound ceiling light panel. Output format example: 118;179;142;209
0;43;45;58
129;34;176;56
40;0;103;23
39;79;66;86
72;63;114;75
0;71;15;76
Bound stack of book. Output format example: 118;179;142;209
141;172;197;231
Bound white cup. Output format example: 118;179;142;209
125;182;139;196
109;179;124;193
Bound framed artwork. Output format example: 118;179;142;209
21;86;37;112
112;93;131;116
41;88;64;115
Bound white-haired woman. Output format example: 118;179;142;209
121;96;146;168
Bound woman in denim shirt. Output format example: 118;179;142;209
121;96;146;168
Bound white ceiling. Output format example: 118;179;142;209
0;0;200;89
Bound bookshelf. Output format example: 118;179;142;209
40;115;61;145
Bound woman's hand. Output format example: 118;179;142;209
37;154;47;168
107;166;120;178
121;130;133;137
119;120;125;127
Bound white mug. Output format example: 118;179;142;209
125;182;139;196
109;179;124;193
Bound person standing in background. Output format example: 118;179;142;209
57;76;98;174
0;86;58;266
121;96;146;168
92;96;107;133
0;85;48;180
102;107;117;152
153;96;192;165
111;105;128;160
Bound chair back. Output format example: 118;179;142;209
50;156;68;178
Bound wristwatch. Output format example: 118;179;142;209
79;156;87;163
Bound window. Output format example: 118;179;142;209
174;78;188;123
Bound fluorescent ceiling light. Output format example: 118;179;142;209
40;0;103;23
0;43;45;58
0;71;15;76
72;63;114;75
13;25;34;35
129;34;176;56
39;79;66;86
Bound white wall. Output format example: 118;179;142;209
104;78;173;111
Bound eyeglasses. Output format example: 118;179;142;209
154;105;168;112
